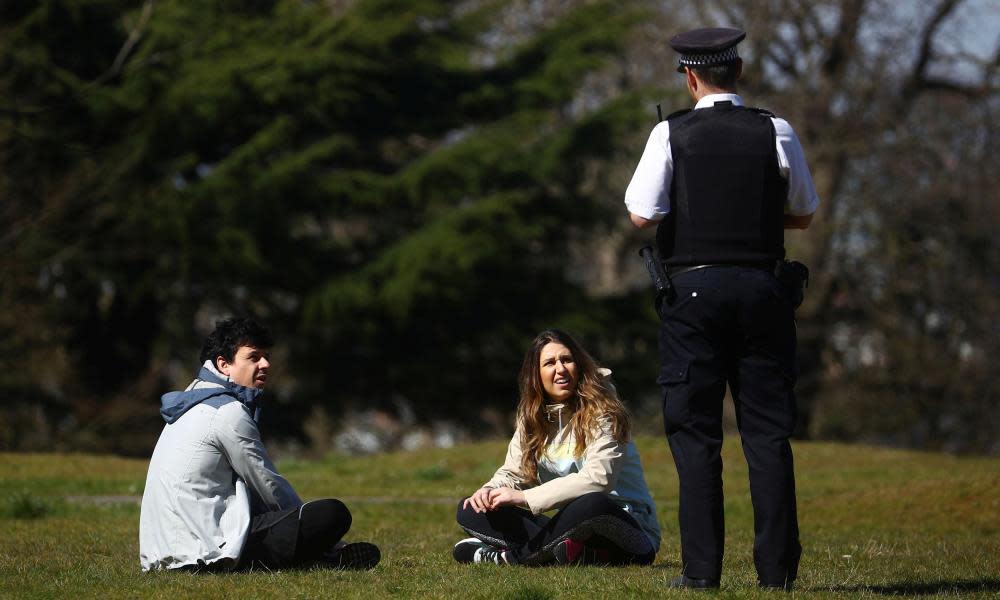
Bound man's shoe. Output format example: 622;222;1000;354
668;574;720;590
759;579;794;592
452;537;515;564
322;541;381;570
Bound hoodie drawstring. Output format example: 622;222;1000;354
544;403;565;430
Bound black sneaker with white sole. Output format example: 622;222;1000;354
452;538;516;564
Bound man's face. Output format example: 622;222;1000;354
217;345;271;389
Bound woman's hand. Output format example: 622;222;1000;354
487;487;526;509
463;487;494;513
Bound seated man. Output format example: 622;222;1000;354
139;317;379;572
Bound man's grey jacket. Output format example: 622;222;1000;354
139;361;301;571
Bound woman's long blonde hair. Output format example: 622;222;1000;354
516;329;631;484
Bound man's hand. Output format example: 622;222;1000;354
463;487;493;513
487;487;527;510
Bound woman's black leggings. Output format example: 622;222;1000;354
456;492;656;566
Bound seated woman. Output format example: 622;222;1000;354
453;329;660;566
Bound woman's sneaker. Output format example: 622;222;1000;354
552;538;609;565
321;542;381;570
452;538;516;564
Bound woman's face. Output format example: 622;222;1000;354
539;342;578;403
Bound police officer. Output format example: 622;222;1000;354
625;27;819;590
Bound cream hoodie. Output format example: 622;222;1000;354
483;408;661;549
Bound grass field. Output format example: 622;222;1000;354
1;437;998;599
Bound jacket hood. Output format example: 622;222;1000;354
159;361;264;424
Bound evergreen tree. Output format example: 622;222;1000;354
1;0;655;451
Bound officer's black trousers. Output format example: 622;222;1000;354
658;265;801;586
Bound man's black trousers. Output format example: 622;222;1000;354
657;265;801;586
239;498;352;569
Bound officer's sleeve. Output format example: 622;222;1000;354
215;402;303;511
482;423;530;491
773;117;820;216
624;122;673;221
521;420;623;515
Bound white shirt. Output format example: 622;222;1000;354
624;93;820;221
139;369;302;571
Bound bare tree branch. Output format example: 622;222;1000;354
984;33;1000;81
794;0;826;58
910;0;960;84
821;0;866;81
922;76;996;97
94;0;155;85
895;0;964;113
767;1;803;77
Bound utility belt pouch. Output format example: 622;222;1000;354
775;260;809;309
639;245;675;311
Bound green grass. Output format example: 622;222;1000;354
1;437;998;599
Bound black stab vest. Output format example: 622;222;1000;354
656;102;787;267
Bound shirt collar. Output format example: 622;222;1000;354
695;93;743;109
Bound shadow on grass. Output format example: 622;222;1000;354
504;585;553;600
817;578;1000;595
1;491;63;519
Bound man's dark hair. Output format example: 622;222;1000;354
691;61;740;89
199;317;274;364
